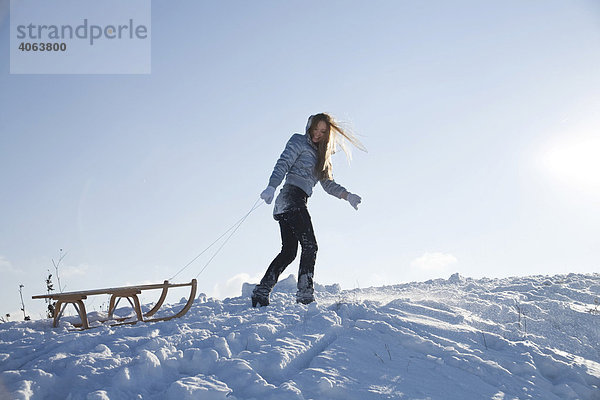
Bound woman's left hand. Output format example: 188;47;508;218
346;192;362;210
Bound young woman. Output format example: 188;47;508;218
252;113;365;307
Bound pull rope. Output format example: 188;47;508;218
168;198;264;282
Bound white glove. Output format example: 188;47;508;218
346;192;361;210
260;186;276;204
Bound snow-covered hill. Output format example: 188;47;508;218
1;273;599;399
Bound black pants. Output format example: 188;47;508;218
256;207;318;298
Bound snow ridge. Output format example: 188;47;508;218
1;273;599;399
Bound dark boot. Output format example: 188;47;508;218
296;273;315;305
296;294;314;305
251;285;270;308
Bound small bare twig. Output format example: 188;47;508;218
19;284;30;321
52;249;67;293
515;302;528;337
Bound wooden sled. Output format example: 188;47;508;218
32;279;197;330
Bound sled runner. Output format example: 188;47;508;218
32;279;197;330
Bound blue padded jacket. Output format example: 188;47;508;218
268;133;347;214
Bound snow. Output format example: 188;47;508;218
1;273;600;399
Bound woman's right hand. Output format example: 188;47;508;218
260;186;276;204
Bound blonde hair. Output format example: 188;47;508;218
306;113;367;181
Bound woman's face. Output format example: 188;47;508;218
311;121;328;143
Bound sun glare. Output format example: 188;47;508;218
541;135;600;195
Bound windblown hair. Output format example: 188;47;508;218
306;113;367;181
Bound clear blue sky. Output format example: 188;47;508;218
1;0;599;319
